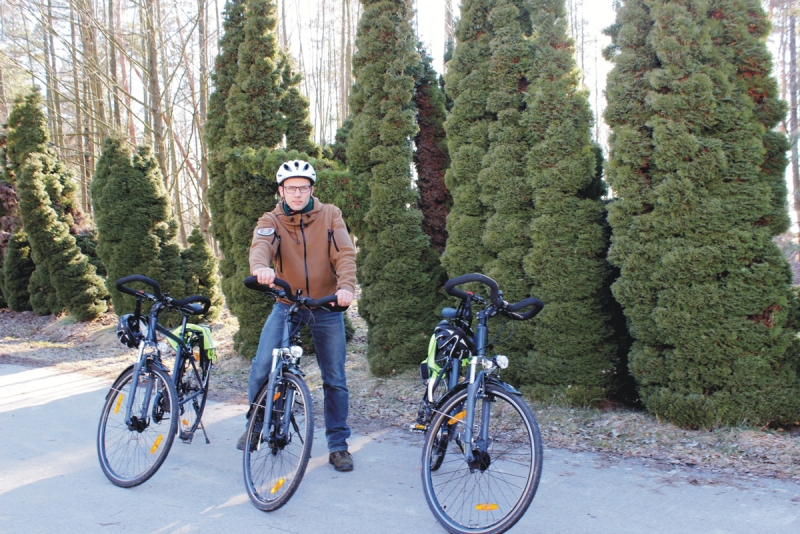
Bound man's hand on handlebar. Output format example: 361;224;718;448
336;289;353;307
253;267;276;287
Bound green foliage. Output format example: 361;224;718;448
74;230;107;277
0;88;86;315
348;0;445;375
207;0;319;357
512;0;623;405
440;0;496;277
605;0;800;427
17;153;107;321
91;138;185;316
182;226;224;321
2;230;34;311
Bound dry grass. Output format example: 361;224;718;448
2;303;799;484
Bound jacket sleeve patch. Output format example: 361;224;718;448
257;227;276;236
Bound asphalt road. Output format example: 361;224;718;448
1;363;799;533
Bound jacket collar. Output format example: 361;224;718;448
273;196;322;226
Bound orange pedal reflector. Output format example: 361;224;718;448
114;394;123;414
476;503;499;511
273;392;281;402
150;434;163;454
182;419;189;426
448;410;466;425
270;478;286;494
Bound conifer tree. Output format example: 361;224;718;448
413;45;451;254
207;0;319;357
182;226;224;321
440;0;496;277
92;138;185;315
2;231;34;311
348;0;445;374
17;153;107;321
514;0;622;404
605;0;800;427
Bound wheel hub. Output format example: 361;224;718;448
468;449;491;472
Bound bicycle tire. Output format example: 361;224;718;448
176;352;211;439
97;364;179;487
244;372;314;511
421;384;543;534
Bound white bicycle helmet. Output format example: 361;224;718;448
276;160;316;184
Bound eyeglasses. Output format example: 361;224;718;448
283;185;311;195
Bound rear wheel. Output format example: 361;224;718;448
421;384;542;534
97;364;178;487
244;372;314;511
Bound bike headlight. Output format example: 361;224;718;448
290;346;303;359
495;355;509;369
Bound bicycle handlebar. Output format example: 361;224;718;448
444;273;544;321
243;276;347;310
115;275;211;315
116;274;163;300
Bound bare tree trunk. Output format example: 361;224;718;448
48;0;64;153
198;0;210;239
0;66;8;123
78;0;107;142
144;0;168;181
790;14;800;228
108;0;121;128
70;3;89;213
82;80;95;213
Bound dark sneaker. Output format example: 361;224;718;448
236;431;247;451
329;450;354;472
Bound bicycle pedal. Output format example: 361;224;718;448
409;423;427;433
179;431;194;444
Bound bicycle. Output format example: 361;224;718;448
97;275;212;488
417;273;545;534
242;275;341;511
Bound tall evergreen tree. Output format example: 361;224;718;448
515;0;623;404
347;0;445;374
605;0;800;427
440;0;495;277
17;153;107;321
413;45;451;254
182;226;224;321
207;0;319;356
92;138;185;315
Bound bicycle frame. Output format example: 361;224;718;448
121;297;205;432
251;302;305;450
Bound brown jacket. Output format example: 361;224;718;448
249;198;356;300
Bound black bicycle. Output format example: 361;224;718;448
242;275;342;511
417;273;544;534
97;275;212;487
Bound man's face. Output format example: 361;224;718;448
279;177;313;211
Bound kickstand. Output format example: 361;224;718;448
199;419;211;444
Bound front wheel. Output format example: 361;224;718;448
244;372;314;511
421;384;543;534
97;364;178;487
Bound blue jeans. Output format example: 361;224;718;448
247;302;351;452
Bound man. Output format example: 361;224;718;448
240;159;357;472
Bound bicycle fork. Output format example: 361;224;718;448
123;347;156;432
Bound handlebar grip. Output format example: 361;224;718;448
172;295;212;315
115;275;162;299
443;273;501;306
244;275;288;298
506;297;544;320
